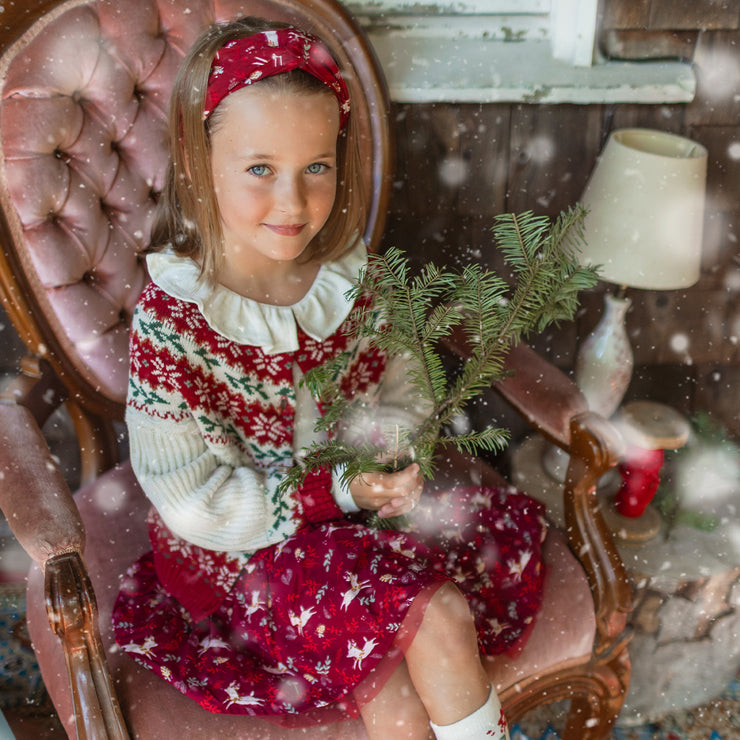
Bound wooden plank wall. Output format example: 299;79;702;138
380;0;740;439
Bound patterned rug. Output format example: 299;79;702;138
0;583;52;716
511;676;740;740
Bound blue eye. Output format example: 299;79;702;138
306;163;328;174
248;165;269;177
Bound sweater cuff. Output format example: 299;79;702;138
332;463;360;513
296;467;343;524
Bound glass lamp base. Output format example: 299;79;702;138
575;292;634;420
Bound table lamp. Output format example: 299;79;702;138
575;127;707;419
542;128;707;484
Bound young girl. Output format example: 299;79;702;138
113;16;547;739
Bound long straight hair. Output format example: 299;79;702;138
149;16;367;283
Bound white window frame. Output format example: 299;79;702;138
347;0;695;104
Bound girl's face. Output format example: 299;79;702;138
209;84;340;292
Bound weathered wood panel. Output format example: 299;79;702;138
689;125;740;215
600;0;650;30
686;30;740;126
599;29;698;60
694;363;740;437
649;0;740;31
606;102;686;135
391;104;456;217
390;103;510;220
625;363;697;418
455;106;510;217
507;105;604;215
627;288;731;366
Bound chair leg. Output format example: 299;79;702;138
562;696;604;739
561;648;631;740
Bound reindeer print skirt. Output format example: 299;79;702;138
112;485;546;725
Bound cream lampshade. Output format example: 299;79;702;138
575;128;707;419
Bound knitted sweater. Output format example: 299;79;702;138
126;238;430;557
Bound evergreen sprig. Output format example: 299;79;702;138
279;206;598;502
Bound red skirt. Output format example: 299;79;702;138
112;485;546;724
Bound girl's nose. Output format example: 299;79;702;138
277;174;306;212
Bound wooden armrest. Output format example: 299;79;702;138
494;343;588;448
1;356;120;487
441;329;632;651
565;412;633;653
46;552;129;740
1;356;69;427
0;361;128;736
0;397;85;563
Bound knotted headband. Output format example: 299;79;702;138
203;28;351;129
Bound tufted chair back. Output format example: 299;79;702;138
0;0;390;419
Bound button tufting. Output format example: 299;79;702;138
53;148;71;163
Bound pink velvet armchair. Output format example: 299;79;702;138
0;0;632;738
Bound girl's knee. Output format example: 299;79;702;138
424;583;477;640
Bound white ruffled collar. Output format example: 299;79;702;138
147;235;367;354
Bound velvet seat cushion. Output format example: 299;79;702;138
26;463;595;738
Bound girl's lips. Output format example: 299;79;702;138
264;223;306;237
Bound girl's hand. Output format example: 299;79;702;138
349;463;424;519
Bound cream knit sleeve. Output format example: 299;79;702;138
125;293;302;553
126;405;293;552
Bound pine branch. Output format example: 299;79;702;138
279;440;388;495
439;427;511;456
283;205;599;521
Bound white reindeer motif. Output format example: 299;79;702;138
507;549;532;581
263;661;290;675
487;618;510;636
224;681;265;709
289;605;316;635
469;491;493;509
341;572;371;611
244;590;266;617
347;637;378;670
122;635;157;658
197;636;230;655
389;537;416;559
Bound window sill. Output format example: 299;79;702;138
365;36;696;104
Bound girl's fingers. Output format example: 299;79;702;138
377;483;423;518
378;500;411;518
372;463;419;484
351;464;423;513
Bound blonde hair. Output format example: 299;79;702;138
149;17;367;283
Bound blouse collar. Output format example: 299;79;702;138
146;235;367;354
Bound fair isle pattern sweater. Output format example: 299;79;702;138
126;243;430;618
127;282;377;543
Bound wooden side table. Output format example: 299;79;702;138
603;400;691;543
512;400;691;542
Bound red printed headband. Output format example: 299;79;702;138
203;28;350;129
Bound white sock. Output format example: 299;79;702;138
429;685;510;740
